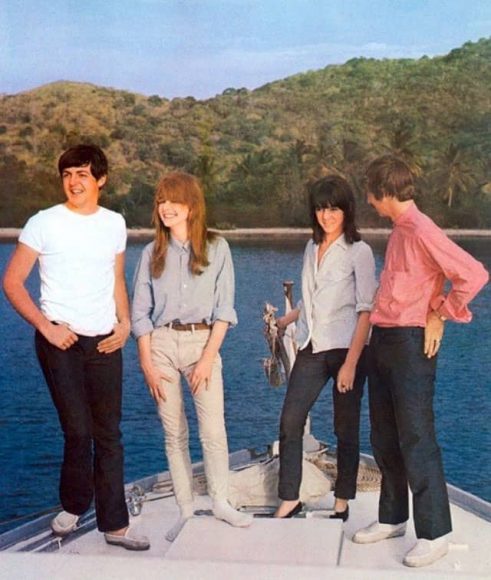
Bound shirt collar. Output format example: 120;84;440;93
169;236;190;252
394;201;417;226
335;234;349;250
313;233;349;255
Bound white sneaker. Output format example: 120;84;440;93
403;537;448;567
352;521;406;544
51;511;79;536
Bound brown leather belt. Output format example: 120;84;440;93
164;322;211;332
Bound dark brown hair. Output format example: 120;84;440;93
365;155;415;201
308;175;361;244
58;144;108;182
151;172;215;278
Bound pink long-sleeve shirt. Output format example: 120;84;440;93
371;203;489;327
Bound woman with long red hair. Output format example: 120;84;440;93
132;172;252;541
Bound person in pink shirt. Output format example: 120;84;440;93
352;155;489;568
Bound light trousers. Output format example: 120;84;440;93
151;326;229;507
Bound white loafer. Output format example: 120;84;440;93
352;521;407;544
104;527;150;551
51;511;79;536
403;537;448;567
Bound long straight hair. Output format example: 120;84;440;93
151;172;215;277
308;175;361;245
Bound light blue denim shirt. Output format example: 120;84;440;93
295;236;377;353
131;235;237;338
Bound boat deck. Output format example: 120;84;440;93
1;451;490;579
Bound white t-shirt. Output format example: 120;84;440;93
19;204;127;336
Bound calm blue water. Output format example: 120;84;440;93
0;237;489;529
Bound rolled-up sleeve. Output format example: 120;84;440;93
131;245;156;338
353;242;377;313
421;231;489;322
212;238;238;326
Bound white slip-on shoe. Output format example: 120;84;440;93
51;511;79;536
104;527;150;551
352;521;407;544
403;537;449;567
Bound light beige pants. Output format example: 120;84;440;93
151;326;229;507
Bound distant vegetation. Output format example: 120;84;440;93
1;38;490;228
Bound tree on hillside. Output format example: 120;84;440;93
308;124;339;177
381;120;422;176
195;151;218;198
194;120;220;200
337;137;368;195
226;149;278;206
434;143;475;208
236;150;273;178
291;139;312;178
275;147;309;225
0;157;60;225
0;38;490;227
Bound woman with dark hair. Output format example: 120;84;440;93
131;172;253;541
275;175;377;521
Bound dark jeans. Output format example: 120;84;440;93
278;344;367;501
35;331;129;532
369;326;452;540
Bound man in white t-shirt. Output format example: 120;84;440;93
3;145;149;550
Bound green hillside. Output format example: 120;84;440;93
1;37;490;228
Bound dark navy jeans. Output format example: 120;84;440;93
278;343;367;501
369;326;452;540
35;331;129;533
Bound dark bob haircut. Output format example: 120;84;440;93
365;155;414;201
58;144;108;181
308;175;361;245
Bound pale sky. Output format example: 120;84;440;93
1;0;489;98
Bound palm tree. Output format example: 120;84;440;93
382;120;422;176
195;151;218;199
435;143;475;208
236;150;273;178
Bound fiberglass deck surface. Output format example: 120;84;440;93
1;488;490;579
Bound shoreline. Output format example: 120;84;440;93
1;227;491;243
